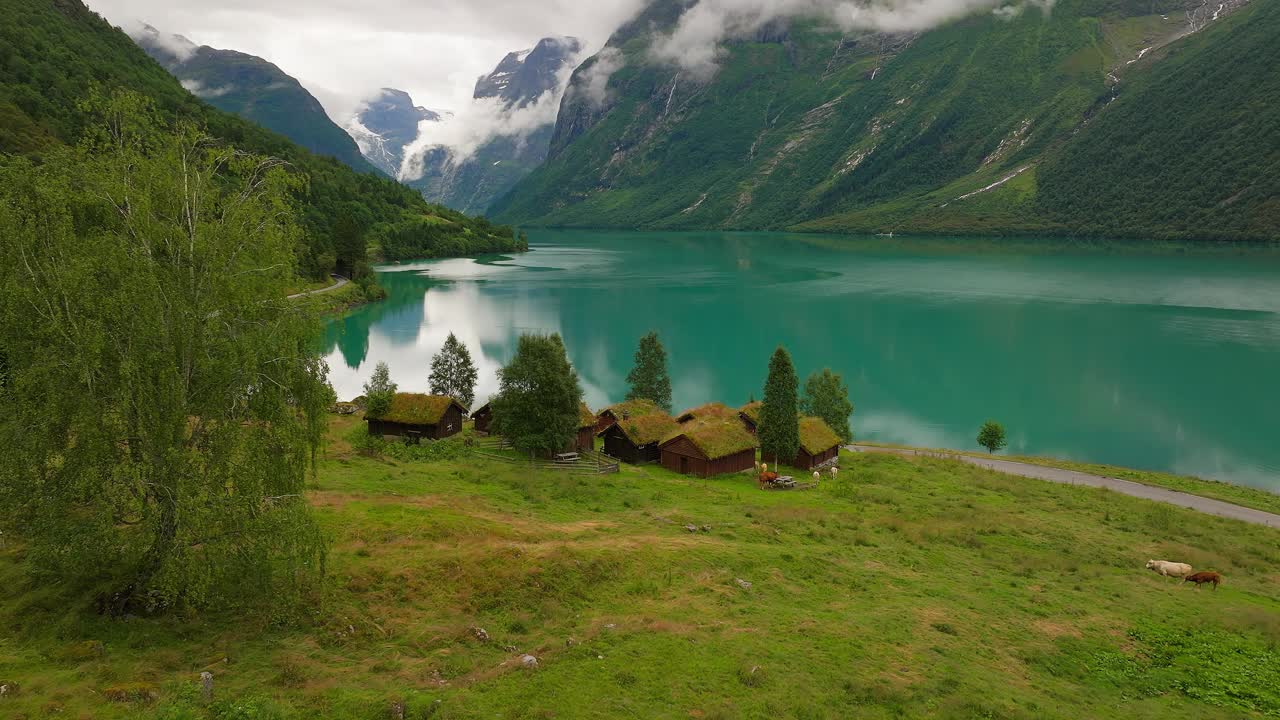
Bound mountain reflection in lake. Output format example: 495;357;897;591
323;230;1280;491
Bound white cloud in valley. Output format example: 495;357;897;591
649;0;1053;78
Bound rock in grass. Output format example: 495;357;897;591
470;626;490;642
685;524;698;533
521;654;539;668
0;681;18;697
199;671;213;702
735;578;752;590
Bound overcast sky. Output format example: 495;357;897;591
83;0;645;120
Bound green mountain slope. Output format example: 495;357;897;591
0;0;525;277
492;0;1277;241
133;26;380;175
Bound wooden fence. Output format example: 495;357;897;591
472;437;620;475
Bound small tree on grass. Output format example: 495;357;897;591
625;331;672;413
978;420;1007;454
759;346;800;466
801;369;854;443
429;332;478;410
491;334;583;456
364;361;396;418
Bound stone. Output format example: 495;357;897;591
470;626;490;642
199;671;213;702
565;637;576;647
0;681;18;697
684;524;698;533
700;525;712;532
735;578;752;590
389;700;405;719
520;654;538;668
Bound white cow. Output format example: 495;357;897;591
1145;559;1193;579
829;466;839;480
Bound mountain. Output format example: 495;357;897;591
491;0;1278;242
0;0;525;277
346;88;443;177
398;37;583;215
131;24;380;175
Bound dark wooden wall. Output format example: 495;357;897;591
795;445;839;470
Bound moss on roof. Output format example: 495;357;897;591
368;393;459;425
676;402;737;423
798;416;842;455
664;416;758;460
601;398;662;422
613;413;680;446
739;401;762;424
579;402;596;429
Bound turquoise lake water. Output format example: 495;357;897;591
323;230;1280;491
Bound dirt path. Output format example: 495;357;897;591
847;445;1280;529
287;275;348;299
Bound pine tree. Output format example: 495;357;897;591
491;334;583;456
364;361;396;418
625;331;672;413
428;332;478;410
759;346;800;466
801;369;854;443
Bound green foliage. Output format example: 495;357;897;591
0;0;525;283
429;332;479;410
624;331;673;413
490;334;584;456
362;362;396;419
977;420;1008;454
759;346;800;464
0;95;327;613
800;369;853;443
494;0;1277;242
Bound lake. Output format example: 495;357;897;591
322;230;1280;491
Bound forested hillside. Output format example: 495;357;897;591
0;0;526;279
133;25;381;175
492;0;1277;241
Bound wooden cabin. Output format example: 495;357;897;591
572;402;595;453
366;393;466;443
793;416;842;470
738;401;761;434
470;402;493;433
675;402;737;424
660;417;758;478
598;412;679;464
595;398;663;433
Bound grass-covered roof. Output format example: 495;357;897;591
798;416;842;455
601;398;662;422
368;393;461;425
676;402;737;423
612;413;680;446
664;416;758;460
739;401;762;424
579;402;595;428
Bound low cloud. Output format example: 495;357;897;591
649;0;1050;78
571;47;625;108
122;18;198;62
398;51;581;180
180;78;234;98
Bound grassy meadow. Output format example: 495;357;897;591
2;414;1279;719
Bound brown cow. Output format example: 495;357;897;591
1184;571;1222;590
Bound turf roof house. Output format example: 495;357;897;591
660;417;758;478
572;402;596;453
675;402;738;424
470;401;493;433
598;410;680;464
595;398;662;433
738;402;761;434
793;416;842;470
366;393;467;442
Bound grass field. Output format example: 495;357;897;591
2;415;1279;719
854;440;1280;517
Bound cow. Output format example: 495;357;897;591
1145;560;1193;579
1184;571;1222;590
813;471;821;483
830;466;839;480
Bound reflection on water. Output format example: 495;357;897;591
323;230;1280;491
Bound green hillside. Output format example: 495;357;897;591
0;0;525;279
492;0;1278;241
135;28;382;176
